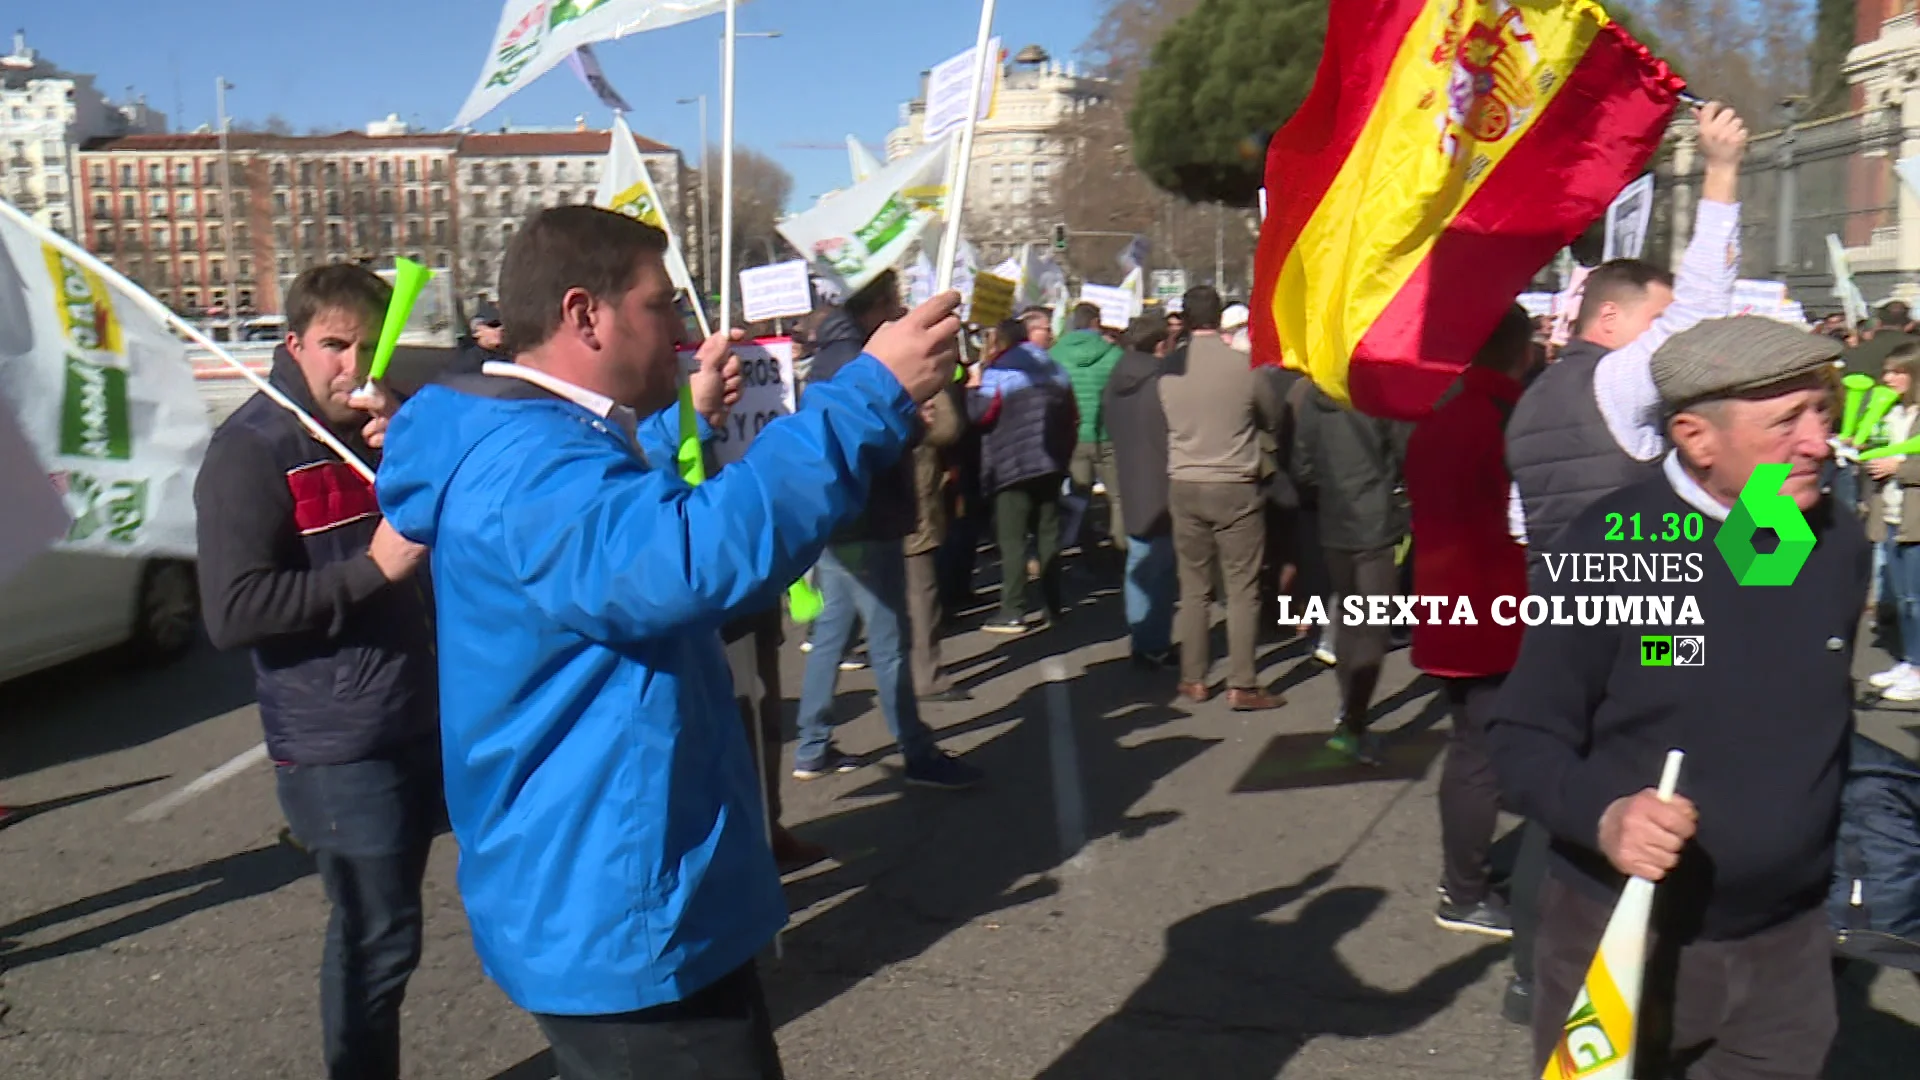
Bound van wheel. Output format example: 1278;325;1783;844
131;560;199;662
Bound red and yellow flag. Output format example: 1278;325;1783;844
1250;0;1685;420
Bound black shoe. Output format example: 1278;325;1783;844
1435;893;1514;940
903;751;984;790
1502;976;1533;1026
981;616;1028;635
1131;649;1175;671
919;687;972;703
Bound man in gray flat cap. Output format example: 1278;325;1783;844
1488;316;1866;1079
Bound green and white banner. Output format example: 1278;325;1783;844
454;0;737;128
0;202;209;558
778;137;952;297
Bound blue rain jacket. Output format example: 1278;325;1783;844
376;356;919;1015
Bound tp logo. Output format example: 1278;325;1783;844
1715;463;1814;586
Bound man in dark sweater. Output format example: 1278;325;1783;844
1103;314;1176;667
1489;317;1863;1079
194;265;439;1080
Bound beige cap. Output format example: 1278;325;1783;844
1651;316;1841;412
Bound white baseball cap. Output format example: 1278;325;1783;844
1222;303;1250;330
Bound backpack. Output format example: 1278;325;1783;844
1829;733;1920;971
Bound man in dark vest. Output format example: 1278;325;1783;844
1496;100;1749;1026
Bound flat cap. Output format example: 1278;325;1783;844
1651;316;1841;411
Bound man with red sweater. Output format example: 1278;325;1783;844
1407;305;1537;939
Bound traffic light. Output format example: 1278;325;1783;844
1052;223;1068;252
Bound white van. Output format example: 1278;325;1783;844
0;552;198;684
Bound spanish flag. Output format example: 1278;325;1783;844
1250;0;1685;420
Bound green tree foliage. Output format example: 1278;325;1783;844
1128;0;1327;207
1806;0;1856;117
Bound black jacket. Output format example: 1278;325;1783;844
1102;350;1171;538
194;349;438;765
446;335;508;379
1290;384;1411;553
806;308;918;543
1490;472;1869;942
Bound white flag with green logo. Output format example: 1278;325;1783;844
0;204;209;559
597;113;701;305
778;137;952;298
453;0;738;128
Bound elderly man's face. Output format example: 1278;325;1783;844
1669;378;1833;512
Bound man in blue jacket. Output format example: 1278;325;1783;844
376;205;961;1079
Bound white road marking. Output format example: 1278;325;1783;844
127;743;270;823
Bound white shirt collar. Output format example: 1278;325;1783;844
1663;450;1732;522
481;361;616;419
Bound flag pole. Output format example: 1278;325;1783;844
0;198;374;483
719;0;738;337
936;0;997;294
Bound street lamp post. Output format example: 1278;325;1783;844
675;95;711;297
215;77;238;319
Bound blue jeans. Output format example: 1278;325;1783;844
1884;537;1920;664
1124;533;1176;655
275;746;441;1080
794;541;934;765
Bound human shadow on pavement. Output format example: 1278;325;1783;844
1;640;256;780
0;776;167;827
1827;962;1920;1080
764;652;1220;1029
0;839;313;970
1033;873;1504;1079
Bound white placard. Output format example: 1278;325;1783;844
1603;173;1655;263
1150;269;1187;302
739;260;814;323
677;338;796;467
922;37;1001;143
1078;284;1135;331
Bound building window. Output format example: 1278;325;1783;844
209;225;222;249
327;223;344;248
149;193;166;215
120;164;134;185
1011;163;1026;180
499;191;513;213
527;163;541;183
555;190;571;207
235;224;249;245
990;164;1004;179
405;190;419;212
95;227;112;251
182;263;197;286
435;250;449;269
180;226;195;250
90;164;105;186
92;195;107;217
584;161;597;183
277;255;292;275
380;221;394;245
300;162;314;184
405;160;418;183
470;195;484;216
326;192;341;215
274;192;288;213
472;224;485;247
122;228;138;249
238;257;251;281
176;163;191;184
352;161;366;178
431;188;445;210
179;192;195;214
273;162;288;186
301;223;316;247
324;163;338;184
496;163;512;184
501;223;513;241
152;226;169;249
471;165;485;184
430;160;445;182
352;190;368;212
432;220;447;244
148;163;162;183
405;221;421;245
301;192;314;215
1013;186;1028;204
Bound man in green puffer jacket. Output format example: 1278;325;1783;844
1056;302;1128;551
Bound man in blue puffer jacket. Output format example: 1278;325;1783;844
376;206;963;1078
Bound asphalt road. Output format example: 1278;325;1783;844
3;557;1917;1078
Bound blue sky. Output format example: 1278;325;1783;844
24;0;1104;209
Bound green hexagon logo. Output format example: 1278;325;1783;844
1715;463;1815;586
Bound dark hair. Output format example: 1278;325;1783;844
498;206;669;356
1121;314;1168;355
845;270;899;320
1182;285;1224;330
1574;259;1675;334
994;318;1030;349
1473;304;1535;374
285;263;392;337
1882;301;1911;328
1887;342;1920;404
1071;302;1101;331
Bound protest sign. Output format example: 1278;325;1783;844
1079;284;1135;330
739;259;813;323
969;272;1015;328
676;338;796;467
0;202;209;558
922;37;1002;142
1603;173;1655;262
1548;264;1593;348
778;138;951;297
1151;269;1188;304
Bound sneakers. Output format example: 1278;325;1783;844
1883;669;1920;702
904;751;984;791
1502;976;1533;1026
1312;643;1339;667
1435;892;1514;939
792;747;860;780
1871;662;1917;690
981;615;1029;635
1326;728;1382;766
798;640;869;671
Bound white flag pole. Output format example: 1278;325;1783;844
719;0;738;337
0;199;374;483
936;0;998;294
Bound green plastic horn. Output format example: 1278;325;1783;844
787;578;825;623
367;257;433;385
1855;384;1902;448
1840;373;1877;442
1859;434;1920;461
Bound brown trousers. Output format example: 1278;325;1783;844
903;549;951;696
1170;480;1267;689
1531;873;1836;1080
